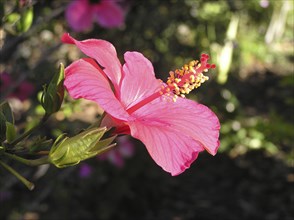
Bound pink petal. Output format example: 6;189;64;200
169;98;221;155
129;118;204;176
132;97;220;156
61;33;122;93
65;0;93;32
92;0;125;28
120;52;162;109
64;58;129;121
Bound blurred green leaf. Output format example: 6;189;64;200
17;7;33;33
6;13;20;24
0;102;14;124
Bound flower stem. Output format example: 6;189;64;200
0;160;35;190
4;152;49;166
9;114;49;146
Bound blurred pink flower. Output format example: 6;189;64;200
0;72;34;101
65;0;125;32
62;33;220;176
259;0;269;8
99;136;134;168
78;163;93;178
19;0;32;7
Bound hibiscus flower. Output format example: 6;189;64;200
62;33;220;176
65;0;125;32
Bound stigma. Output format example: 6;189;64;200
161;54;215;102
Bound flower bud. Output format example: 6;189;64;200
41;64;65;115
49;127;116;168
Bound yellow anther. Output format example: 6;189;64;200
175;78;181;83
162;56;214;101
172;95;178;102
190;75;195;83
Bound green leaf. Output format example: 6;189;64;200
6;122;16;143
0;101;14;124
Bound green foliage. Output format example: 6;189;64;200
0;102;14;124
0;102;15;143
3;3;33;34
17;6;33;33
28;136;53;153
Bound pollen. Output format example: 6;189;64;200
163;53;215;98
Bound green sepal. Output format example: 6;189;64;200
6;122;17;143
41;64;65;115
49;127;116;168
89;136;117;153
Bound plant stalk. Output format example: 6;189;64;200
4;152;49;166
0;160;35;190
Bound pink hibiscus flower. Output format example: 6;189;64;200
65;0;125;32
62;33;220;176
